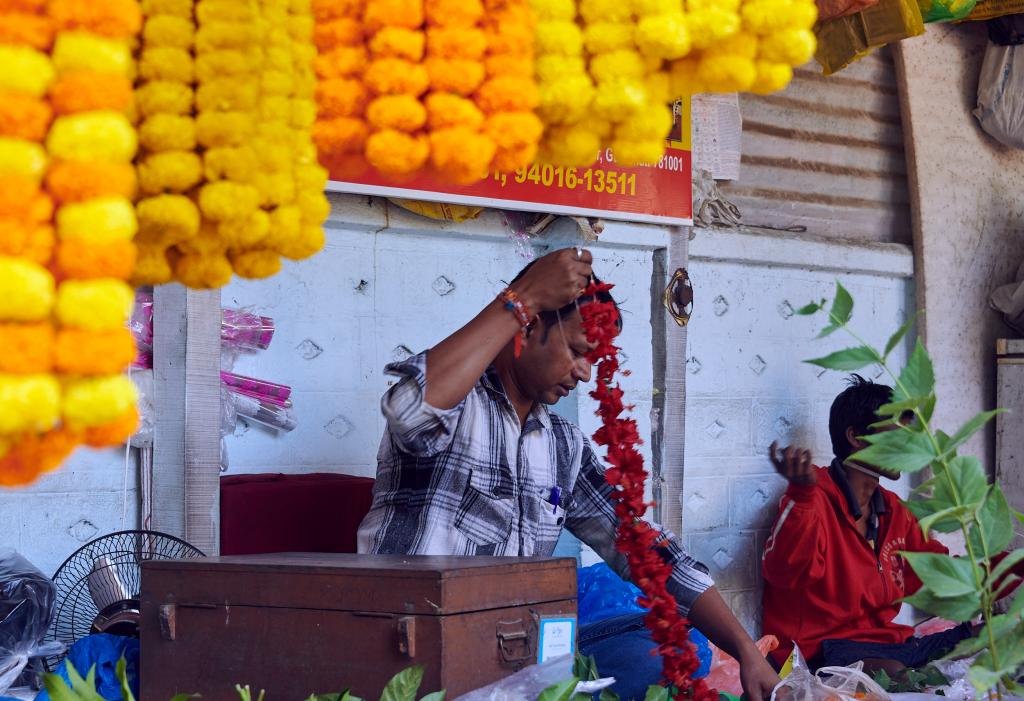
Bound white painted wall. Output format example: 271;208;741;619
681;227;916;636
0;447;138;578
223;195;668;485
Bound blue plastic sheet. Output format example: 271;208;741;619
34;635;139;701
576;563;712;695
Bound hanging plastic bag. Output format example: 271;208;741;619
989;256;1024;332
923;0;979;21
769;645;890;701
0;551;63;696
974;29;1024;149
815;0;925;75
816;0;882;24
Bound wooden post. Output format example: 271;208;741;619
653;227;689;534
996;339;1024;533
151;284;222;554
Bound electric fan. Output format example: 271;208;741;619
45;530;204;669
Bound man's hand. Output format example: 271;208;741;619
768;441;816;487
509;248;593;313
739;650;781;701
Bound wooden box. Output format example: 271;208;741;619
140;554;577;700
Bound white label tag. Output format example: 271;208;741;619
538;616;576;664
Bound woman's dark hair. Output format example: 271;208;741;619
828;374;895;460
508;257;622;342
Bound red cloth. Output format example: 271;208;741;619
761;467;946;666
220;473;375;555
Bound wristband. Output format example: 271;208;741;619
498;288;534;357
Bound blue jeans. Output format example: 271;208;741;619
579;613;710;701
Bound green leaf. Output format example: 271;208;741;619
921;665;950;688
940;410;1005;459
902;552;976;598
599;689;621;701
969;487;1014;557
537;679;578;701
419;691;446;701
872;669;893;691
902;587;981;622
986;549;1024;588
828;283;854;326
805;346;879;372
914;503;972;534
967;663;1003;694
937;457;989;510
643;686;670;701
169;695;200;701
795;301;824;316
893;340;935;403
116;656;134;701
381;667;425;701
851;428;937;473
884;313;919;358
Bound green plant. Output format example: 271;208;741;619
798;283;1024;698
871;665;949;693
42;659;444;701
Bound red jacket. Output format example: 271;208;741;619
761;466;946;667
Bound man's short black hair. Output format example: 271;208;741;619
829;374;894;461
509;257;622;342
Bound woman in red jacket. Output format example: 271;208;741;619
761;375;972;674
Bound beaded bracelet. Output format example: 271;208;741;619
498;288;534;357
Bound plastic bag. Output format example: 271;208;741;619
817;0;881;24
706;636;778;697
989;256;1024;332
0;550;62;696
33;634;139;701
389;199;483;223
815;0;924;75
974;38;1024;149
923;0;979;21
222;309;275;351
770;645;890;701
449;655;577;701
577;563;646;626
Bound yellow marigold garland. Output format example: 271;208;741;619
133;0;328;288
0;0;139;485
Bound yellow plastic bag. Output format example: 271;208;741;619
814;0;925;75
388;198;483;223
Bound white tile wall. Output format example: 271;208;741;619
683;253;915;636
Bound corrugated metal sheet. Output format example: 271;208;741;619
720;48;912;244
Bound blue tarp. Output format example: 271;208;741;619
34;635;139;701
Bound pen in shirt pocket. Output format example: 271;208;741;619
547;486;561;513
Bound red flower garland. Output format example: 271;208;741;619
581;281;717;701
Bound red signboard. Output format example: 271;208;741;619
326;99;693;226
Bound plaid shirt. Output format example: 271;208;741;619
356;351;715;614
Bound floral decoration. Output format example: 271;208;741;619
582;280;717;701
313;0;543;184
0;0;140;486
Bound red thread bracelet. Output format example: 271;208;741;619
498;289;534;357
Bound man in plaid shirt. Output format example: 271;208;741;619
358;248;779;701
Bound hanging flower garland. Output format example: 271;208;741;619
581;280;717;701
132;0;328;289
313;0;542;184
0;0;140;486
48;0;141;446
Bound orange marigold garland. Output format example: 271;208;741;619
314;0;542;184
582;280;717;701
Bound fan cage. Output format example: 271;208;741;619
45;530;204;670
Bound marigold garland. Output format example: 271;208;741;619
313;0;542;184
0;0;143;485
131;0;329;289
581;281;717;701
